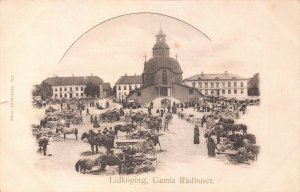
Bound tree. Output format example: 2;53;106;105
84;82;100;98
32;82;53;100
248;73;260;96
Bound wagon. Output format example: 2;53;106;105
115;139;145;147
122;153;157;174
216;149;250;164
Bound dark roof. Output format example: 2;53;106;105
153;42;169;49
143;57;183;74
43;76;103;86
103;83;111;90
183;73;248;81
115;75;143;85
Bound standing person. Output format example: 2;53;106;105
86;107;90;116
207;137;217;157
60;102;63;109
90;115;94;124
164;116;169;131
194;125;200;144
167;105;171;114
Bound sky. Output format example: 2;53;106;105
39;13;265;85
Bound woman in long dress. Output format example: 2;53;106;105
194;125;200;144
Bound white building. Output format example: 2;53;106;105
43;75;104;99
183;71;249;98
115;74;143;101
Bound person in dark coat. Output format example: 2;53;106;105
207;137;216;157
194;125;200;144
86;107;90;116
90;115;94;124
93;116;100;128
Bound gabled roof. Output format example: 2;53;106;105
43;76;103;86
183;73;248;81
115;75;143;85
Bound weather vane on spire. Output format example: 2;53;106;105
144;54;147;62
175;54;178;60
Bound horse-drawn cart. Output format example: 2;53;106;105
122;153;157;174
216;149;252;164
115;139;145;148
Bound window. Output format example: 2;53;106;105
76;87;78;91
76;93;78;96
81;93;83;96
216;82;219;88
55;94;57;98
70;87;72;91
118;85;121;90
210;82;214;88
228;82;231;87
205;90;208;95
228;89;231;94
199;82;202;88
222;90;225;94
55;88;57;91
137;92;141;97
205;82;208;88
129;85;132;90
60;94;62;98
124;85;127;90
189;89;194;95
222;82;225;87
241;82;244;87
162;69;167;85
234;82;237;87
135;85;137;89
211;90;214;95
60;87;62;91
192;82;196;88
234;89;237;94
241;89;244;94
81;87;83;91
64;87;67;91
64;94;67;97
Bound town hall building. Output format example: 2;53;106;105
127;29;203;107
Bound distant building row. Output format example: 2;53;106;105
42;75;111;99
115;71;248;101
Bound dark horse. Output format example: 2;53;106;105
81;131;114;154
38;135;49;156
114;124;137;139
75;153;124;174
131;113;147;126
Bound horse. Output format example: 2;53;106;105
114;124;137;139
81;131;114;154
75;153;124;174
38;135;49;156
131;113;147;126
56;126;78;140
232;124;248;135
218;116;235;125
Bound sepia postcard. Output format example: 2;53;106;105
0;1;299;192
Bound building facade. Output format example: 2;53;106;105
115;75;143;101
127;30;203;107
183;72;249;98
43;75;104;99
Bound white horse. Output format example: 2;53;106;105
56;127;78;140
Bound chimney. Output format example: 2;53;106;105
125;73;127;76
134;73;136;76
53;74;56;77
91;73;93;76
201;71;204;76
225;71;228;75
72;74;74;77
